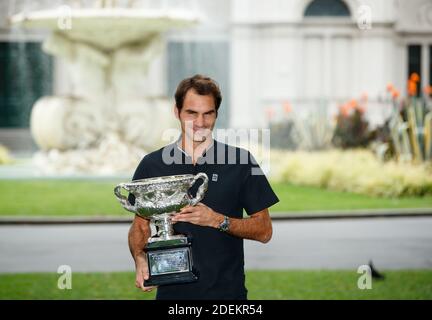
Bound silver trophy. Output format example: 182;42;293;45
114;173;208;286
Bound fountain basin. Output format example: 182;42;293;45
10;8;198;50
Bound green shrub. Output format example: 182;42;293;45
270;149;432;197
0;145;13;165
332;104;373;149
269;120;298;150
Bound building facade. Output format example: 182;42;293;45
1;0;432;153
230;0;432;128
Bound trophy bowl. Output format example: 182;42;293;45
114;173;208;218
114;172;209;286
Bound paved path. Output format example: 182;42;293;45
1;217;431;273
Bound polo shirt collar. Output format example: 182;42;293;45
176;135;215;160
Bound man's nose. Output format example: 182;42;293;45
195;114;205;127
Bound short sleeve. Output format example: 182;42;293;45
240;152;279;215
128;156;151;205
131;155;152;181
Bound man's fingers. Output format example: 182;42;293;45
173;209;198;222
135;264;155;292
136;277;155;292
140;278;157;292
136;276;146;290
179;206;196;214
140;284;155;292
141;284;154;292
173;212;198;222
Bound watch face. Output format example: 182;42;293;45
219;216;229;232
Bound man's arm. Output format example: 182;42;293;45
224;209;272;243
128;215;155;292
172;203;273;243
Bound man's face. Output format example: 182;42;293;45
175;89;217;143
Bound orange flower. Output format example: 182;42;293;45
391;89;400;99
423;86;432;95
407;80;417;96
340;104;350;117
348;99;357;109
410;73;420;82
386;83;394;92
282;101;292;114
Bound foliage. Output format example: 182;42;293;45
0;145;13;165
272;149;432;197
266;101;335;151
269;120;298;150
369;119;397;162
384;76;432;163
332;101;373;149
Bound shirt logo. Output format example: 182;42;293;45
212;174;218;182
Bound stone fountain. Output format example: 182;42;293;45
9;1;198;175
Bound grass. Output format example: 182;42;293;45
0;180;431;217
0;180;123;217
270;183;432;212
0;270;431;300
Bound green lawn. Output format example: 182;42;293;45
0;180;431;217
0;270;431;300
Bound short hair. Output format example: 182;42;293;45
174;74;222;112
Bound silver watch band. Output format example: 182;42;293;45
218;215;230;232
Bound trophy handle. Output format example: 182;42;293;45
189;172;209;206
114;184;136;213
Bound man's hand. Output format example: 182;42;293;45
134;253;157;292
172;202;223;228
172;204;273;243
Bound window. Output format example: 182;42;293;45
408;45;422;95
304;0;351;17
429;45;432;87
0;42;53;128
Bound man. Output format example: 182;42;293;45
128;74;279;300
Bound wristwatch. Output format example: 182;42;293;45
218;215;230;232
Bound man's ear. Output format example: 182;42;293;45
174;105;180;120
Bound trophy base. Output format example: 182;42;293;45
144;236;199;287
144;270;198;287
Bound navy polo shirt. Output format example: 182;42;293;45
129;138;279;300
